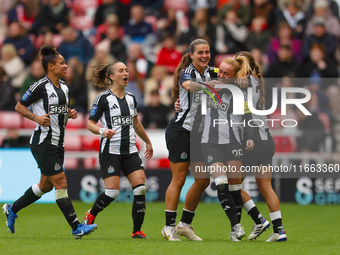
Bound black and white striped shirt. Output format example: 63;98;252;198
201;88;246;145
173;63;218;132
246;76;271;141
89;90;138;155
20;76;69;147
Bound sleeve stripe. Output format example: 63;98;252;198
94;91;109;105
28;77;47;92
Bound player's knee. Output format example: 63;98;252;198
196;178;210;189
105;189;119;199
133;184;146;196
55;188;68;200
214;175;228;190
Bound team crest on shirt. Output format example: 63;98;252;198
129;102;134;110
108;166;115;173
207;155;213;163
54;163;61;171
180;151;188;159
90;105;98;117
22;90;32;101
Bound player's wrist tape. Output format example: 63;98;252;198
99;128;106;135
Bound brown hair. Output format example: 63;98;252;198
171;39;209;100
88;61;121;88
235;51;265;109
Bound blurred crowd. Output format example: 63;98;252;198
0;0;339;152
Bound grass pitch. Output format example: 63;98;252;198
0;202;339;255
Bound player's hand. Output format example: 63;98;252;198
144;142;153;159
236;77;248;89
68;108;77;119
37;113;51;127
174;99;180;112
104;129;116;139
245;140;255;151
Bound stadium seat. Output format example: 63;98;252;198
0;111;22;129
64;135;82;151
81;135;100;151
163;0;189;12
64;158;79;169
66;112;85;129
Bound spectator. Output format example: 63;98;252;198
96;25;127;62
0;44;28;91
156;36;182;74
31;0;70;35
215;9;248;54
86;46;116;111
305;0;340;38
245;16;270;52
265;45;298;78
144;65;173;106
187;0;218;19
156;8;185;41
142;89;172;129
127;43;154;78
266;21;302;64
274;0;306;38
58;26;94;66
0;66;16;111
131;0;164;16
3;21;34;65
1;128;30;148
217;0;251;26
7;0;40;30
178;8;216;55
251;0;276;31
20;56;44;95
251;48;268;74
94;0;129;27
126;61;144;111
64;57;87;113
296;106;326;152
123;5;157;61
302;18;337;61
298;44;339;87
94;14;124;45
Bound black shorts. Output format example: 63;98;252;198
201;143;243;166
99;152;144;179
244;139;275;167
165;122;203;163
30;143;64;176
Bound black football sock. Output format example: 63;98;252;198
180;209;195;225
90;192;115;216
243;199;263;224
55;197;80;230
270;211;283;233
165;210;177;227
11;186;42;214
230;189;243;222
216;183;239;227
132;194;146;233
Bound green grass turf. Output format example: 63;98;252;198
0;202;339;255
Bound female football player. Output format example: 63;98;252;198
84;61;153;239
2;45;97;238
